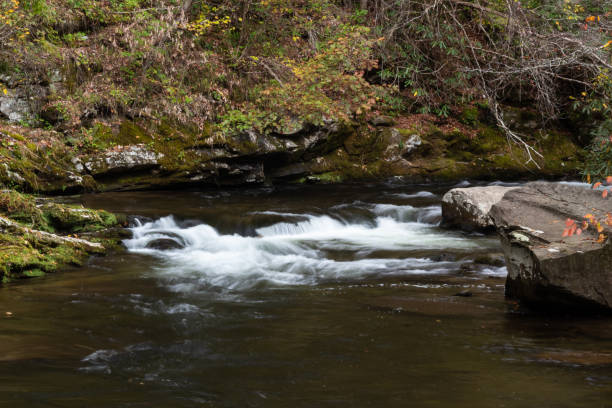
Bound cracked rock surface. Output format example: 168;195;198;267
490;182;612;311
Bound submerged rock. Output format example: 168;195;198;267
145;238;184;250
441;186;518;231
490;182;612;311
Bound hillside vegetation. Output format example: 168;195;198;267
0;0;611;187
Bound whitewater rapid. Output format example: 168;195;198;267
123;202;505;291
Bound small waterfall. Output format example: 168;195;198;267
123;203;500;292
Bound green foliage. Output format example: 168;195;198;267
583;119;612;182
219;24;389;133
570;68;612;182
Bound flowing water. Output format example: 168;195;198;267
0;182;610;407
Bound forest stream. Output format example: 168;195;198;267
0;182;610;408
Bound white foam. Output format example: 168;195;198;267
389;191;437;199
124;213;496;291
479;266;508;277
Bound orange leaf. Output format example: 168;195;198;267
607;176;612;184
576;228;582;236
565;218;575;227
593;182;602;189
597;233;606;243
603;189;609;198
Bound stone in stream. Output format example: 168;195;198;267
441;186;518;231
489;182;612;312
453;290;473;297
145;238;184;250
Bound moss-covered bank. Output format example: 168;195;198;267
0;107;585;194
0;190;122;283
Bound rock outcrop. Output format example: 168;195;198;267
0;111;586;193
78;144;164;177
441;186;518;231
489;182;612;311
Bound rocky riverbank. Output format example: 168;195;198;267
1;108;583;194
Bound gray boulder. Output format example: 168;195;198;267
0;93;32;123
81;145;164;177
490;182;612;311
441;186;518;231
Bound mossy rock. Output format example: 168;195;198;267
0;232;87;282
0;189;121;284
41;203;118;233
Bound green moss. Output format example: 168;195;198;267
0;189;120;283
118;121;152;144
0;231;90;283
307;172;345;183
23;269;46;278
41;203;118;233
0;190;49;230
459;106;479;127
0;190;117;233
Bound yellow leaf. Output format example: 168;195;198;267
604;40;612;49
413;90;418;96
2;88;7;95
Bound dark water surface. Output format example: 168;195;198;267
0;182;610;407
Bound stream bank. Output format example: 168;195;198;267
1;106;583;194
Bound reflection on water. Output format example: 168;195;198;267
0;182;610;408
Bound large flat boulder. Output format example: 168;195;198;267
489;182;612;311
441;186;518;231
78;145;164;177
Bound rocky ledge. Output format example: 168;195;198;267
1;107;583;194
